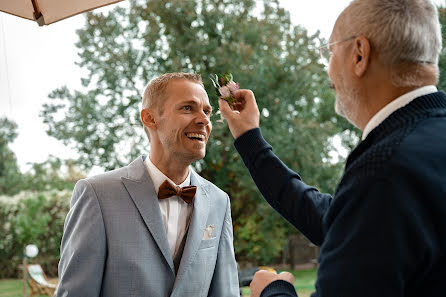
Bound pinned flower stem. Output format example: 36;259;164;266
210;73;240;122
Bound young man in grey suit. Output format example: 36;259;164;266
56;73;239;297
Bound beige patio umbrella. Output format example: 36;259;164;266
0;0;124;26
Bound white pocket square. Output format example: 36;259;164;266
202;224;215;240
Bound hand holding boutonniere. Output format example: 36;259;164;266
211;73;240;122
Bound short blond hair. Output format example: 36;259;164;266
141;72;204;140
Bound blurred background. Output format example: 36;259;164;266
1;0;446;296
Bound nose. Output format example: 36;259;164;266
196;110;210;126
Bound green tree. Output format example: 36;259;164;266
0;190;71;278
41;0;358;264
0;117;22;195
437;7;446;90
21;156;84;192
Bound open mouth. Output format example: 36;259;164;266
186;132;206;141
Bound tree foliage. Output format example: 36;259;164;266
21;156;84;192
0;190;71;278
437;7;446;91
0;118;22;195
41;0;358;264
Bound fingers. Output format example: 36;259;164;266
278;271;295;283
253;269;274;278
249;270;275;297
253;270;293;282
218;88;260;139
233;89;254;101
249;270;294;297
218;89;257;116
233;89;257;111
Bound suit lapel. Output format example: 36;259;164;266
121;157;175;273
174;170;211;285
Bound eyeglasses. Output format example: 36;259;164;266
318;36;357;66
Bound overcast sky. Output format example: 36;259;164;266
0;0;444;172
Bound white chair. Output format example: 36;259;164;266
26;264;57;296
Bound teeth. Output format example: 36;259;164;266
186;133;205;140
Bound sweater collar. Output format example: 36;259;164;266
345;91;446;173
362;85;437;140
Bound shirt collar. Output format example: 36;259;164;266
144;156;191;194
362;85;437;140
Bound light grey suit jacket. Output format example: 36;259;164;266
56;156;239;297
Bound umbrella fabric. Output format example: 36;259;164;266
0;0;123;25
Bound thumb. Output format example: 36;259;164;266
218;99;235;119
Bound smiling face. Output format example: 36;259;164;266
145;79;212;167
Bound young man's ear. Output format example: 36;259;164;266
353;36;371;77
141;109;157;130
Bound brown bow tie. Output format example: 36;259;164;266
158;180;197;204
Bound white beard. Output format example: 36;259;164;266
334;87;361;128
335;96;346;117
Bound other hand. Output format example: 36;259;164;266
218;89;260;139
250;270;295;297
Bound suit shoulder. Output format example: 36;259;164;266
72;167;125;197
80;166;128;187
195;174;228;198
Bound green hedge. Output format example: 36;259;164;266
0;190;71;278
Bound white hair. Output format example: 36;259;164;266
343;0;442;86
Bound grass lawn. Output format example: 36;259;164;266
1;268;317;297
241;268;317;297
0;279;48;297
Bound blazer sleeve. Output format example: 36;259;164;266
208;195;240;297
56;179;107;297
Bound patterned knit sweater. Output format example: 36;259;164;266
234;92;446;297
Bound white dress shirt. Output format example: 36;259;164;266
362;85;438;140
144;156;194;259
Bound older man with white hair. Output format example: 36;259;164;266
219;0;446;296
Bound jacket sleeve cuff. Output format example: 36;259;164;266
260;280;298;297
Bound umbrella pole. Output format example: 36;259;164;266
31;0;42;19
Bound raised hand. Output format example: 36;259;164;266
250;270;295;297
218;89;260;139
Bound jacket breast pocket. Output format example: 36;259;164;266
198;237;217;250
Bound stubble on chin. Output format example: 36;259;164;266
192;144;207;161
183;142;207;163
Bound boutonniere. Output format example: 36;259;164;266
210;73;239;108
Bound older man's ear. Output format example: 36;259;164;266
353;36;371;77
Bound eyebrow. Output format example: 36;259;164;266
178;100;212;112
